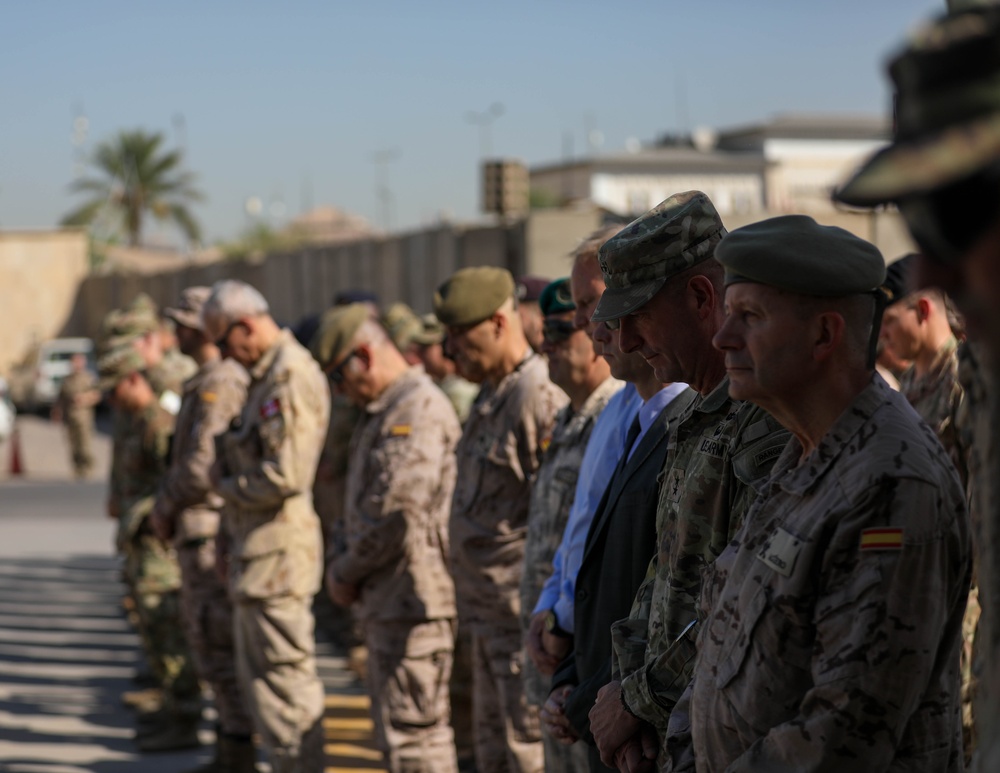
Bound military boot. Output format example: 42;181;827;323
181;733;257;773
135;715;201;752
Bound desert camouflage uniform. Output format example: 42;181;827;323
57;369;97;478
216;329;330;773
665;375;970;772
117;400;201;719
612;378;788;740
156;356;252;737
450;351;568;773
333;367;461;773
519;377;621;773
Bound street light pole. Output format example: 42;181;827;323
465;102;505;159
372;149;400;232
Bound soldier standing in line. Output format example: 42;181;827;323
313;304;461;773
148;287;257;773
434;267;568;773
204;280;330;773
97;345;203;752
663;216;970;771
584;192;788;770
517;275;552;354
53;352;99;479
519;277;622;773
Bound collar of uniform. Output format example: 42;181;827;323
551;376;623;445
774;373;892;497
694;376;732;414
249;328;290;382
366;365;425;414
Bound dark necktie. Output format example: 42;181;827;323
623;412;642;463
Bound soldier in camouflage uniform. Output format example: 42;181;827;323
519;278;621;773
412;314;480;425
434;267;569;773
834;9;1000;770
149;287;256;772
313;304;461;773
54;352;99;479
204;280;330;773
663;215;970;771
98;345;202;752
585;193;789;771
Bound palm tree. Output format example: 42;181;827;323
61;129;203;247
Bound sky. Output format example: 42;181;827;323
1;0;944;245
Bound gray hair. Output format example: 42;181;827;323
202;280;269;327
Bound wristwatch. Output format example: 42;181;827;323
543;610;572;639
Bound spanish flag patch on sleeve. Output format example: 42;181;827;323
860;528;904;551
390;424;412;437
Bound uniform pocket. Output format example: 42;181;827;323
714;585;768;689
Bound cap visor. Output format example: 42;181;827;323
163;308;202;331
591;277;666;322
836;114;1000;206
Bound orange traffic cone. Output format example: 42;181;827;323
9;427;23;476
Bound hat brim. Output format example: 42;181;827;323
591;276;667;322
163;307;203;331
836;113;1000;206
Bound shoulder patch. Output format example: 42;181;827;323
860;528;903;552
260;397;281;419
540;435;552;452
201;391;218;404
389;424;412;437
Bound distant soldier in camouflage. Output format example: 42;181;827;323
204;280;330;773
585;192;788;770
519;277;621;773
411;313;480;425
54;352;99;479
435;267;568;773
663;215;970;770
98;345;202;752
149;287;256;772
313;304;461;773
834;9;1000;770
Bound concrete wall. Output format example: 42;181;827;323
0;229;89;375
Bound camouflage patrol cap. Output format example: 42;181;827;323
98;307;159;354
539;278;575;316
591;191;726;322
381;302;423;351
163;287;211;332
310;303;370;369
717;215;887;296
433;266;516;327
836;8;1000;206
411;313;446;346
129;292;159;318
97;345;147;391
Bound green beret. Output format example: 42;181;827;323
717;215;887;296
310;303;370;368
592;191;726;322
97;345;146;391
411;313;446;346
539;278;575;316
433;266;515;327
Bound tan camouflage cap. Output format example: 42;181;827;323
310;303;370;369
97;345;146;391
411;313;446;346
591;191;726;322
836;8;1000;207
163;286;211;332
97;307;159;355
717;215;886;296
433;266;515;327
382;302;423;351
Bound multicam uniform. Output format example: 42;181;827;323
116;400;201;720
57;369;97;478
666;376;970;772
333;367;461;773
216;329;330;773
519;377;621;772
450;351;568;773
612;379;788;744
156;356;252;738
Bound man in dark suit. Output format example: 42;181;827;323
539;245;695;773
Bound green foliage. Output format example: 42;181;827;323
529;187;563;210
61;129;203;247
218;222;310;261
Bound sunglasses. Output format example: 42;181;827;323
326;350;358;384
214;319;243;350
542;319;578;344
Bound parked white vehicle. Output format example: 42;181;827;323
0;376;15;442
22;338;96;410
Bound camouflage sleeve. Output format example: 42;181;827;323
218;369;328;509
158;371;246;518
331;405;451;586
727;479;968;770
662;677;696;772
613;556;655;687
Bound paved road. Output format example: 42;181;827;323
0;418;385;772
